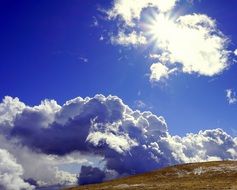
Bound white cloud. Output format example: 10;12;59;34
147;14;229;78
0;96;26;127
234;49;237;56
150;63;177;82
107;0;230;81
1;95;237;186
226;89;237;104
87;121;138;154
108;0;179;26
149;54;160;59
0;148;34;190
0;132;80;187
111;31;147;46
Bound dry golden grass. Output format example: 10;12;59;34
66;161;237;190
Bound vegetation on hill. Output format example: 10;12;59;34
66;161;237;190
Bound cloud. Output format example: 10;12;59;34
226;89;237;104
78;166;105;185
111;31;147;46
0;134;79;187
234;49;237;56
79;57;89;63
148;14;229;78
0;96;26;127
108;0;179;26
0;95;237;186
107;0;230;81
92;16;99;27
150;63;177;82
134;100;147;109
0;148;34;190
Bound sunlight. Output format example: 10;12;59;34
144;11;228;76
145;12;177;49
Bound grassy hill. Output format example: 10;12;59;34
66;161;237;190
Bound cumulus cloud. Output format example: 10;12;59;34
0;132;80;187
108;0;179;26
226;89;237;104
107;0;230;81
0;96;26;127
0;95;237;187
0;148;34;190
147;14;229;78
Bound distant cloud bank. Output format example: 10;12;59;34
0;95;237;188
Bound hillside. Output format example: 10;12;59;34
67;161;237;190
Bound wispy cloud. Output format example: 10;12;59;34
79;56;89;63
226;89;237;104
92;16;99;27
111;31;147;46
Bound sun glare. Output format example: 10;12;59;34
144;12;176;48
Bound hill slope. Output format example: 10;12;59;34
67;161;237;190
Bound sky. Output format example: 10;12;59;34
0;0;237;189
1;0;237;136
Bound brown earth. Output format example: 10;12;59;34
66;161;237;190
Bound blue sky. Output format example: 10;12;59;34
1;0;237;136
1;1;237;188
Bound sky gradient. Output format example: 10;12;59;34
0;0;237;189
1;0;237;137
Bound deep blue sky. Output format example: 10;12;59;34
0;0;237;136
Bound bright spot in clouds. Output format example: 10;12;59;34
108;0;231;82
145;13;229;79
234;49;237;56
108;0;178;26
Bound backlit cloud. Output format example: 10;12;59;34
108;0;179;26
107;0;230;82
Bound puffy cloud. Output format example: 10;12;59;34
150;63;177;82
87;121;138;154
147;14;229;79
226;89;237;104
0;96;25;127
0;95;237;187
164;128;237;163
107;0;231;81
0;148;34;190
108;0;179;26
0;133;79;187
